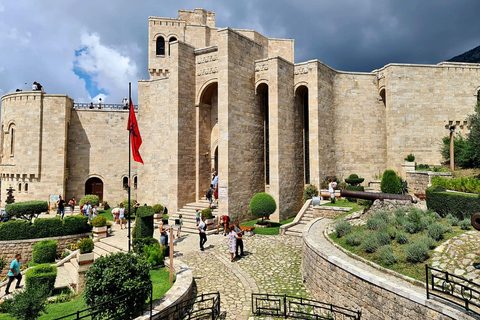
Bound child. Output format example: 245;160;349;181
195;209;201;226
228;226;237;262
177;214;183;238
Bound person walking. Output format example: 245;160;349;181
206;184;214;208
57;195;66;219
83;201;92;221
228;226;238;262
234;221;245;257
68;197;76;216
176;214;183;238
198;216;207;251
5;254;22;295
119;203;126;229
195;208;201;226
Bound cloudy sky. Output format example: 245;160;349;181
0;0;479;105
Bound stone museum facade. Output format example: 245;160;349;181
1;8;480;222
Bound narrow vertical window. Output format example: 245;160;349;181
25;183;28;192
18;183;21;192
134;176;138;189
10;127;14;157
123;176;128;189
303;90;310;184
156;37;165;55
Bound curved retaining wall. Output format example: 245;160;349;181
302;218;474;320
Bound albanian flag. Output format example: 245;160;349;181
127;99;144;164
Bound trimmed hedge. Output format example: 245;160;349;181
26;264;57;295
345;185;365;201
135;206;155;239
5;201;48;221
152;204;164;214
250;193;277;219
0;220;30;240
426;186;480;219
32;240;57;264
31;218;63;238
345;174;364;186
92;216;107;227
79;195;100;207
63;215;91;235
78;238;94;254
380;170;402;194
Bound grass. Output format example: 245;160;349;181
241;218;294;235
321;199;367;220
0;268;174;319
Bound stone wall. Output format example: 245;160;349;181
406;170;453;195
0;233;89;277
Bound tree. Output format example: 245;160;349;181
249;193;277;223
9;285;48;320
85;252;152;319
380;170;402;194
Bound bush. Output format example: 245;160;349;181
79;195;100;207
32;239;57;264
366;218;386;230
78;238;94;254
144;243;166;267
135;206;155;239
427;222;447;241
394;209;406;219
250;193;277;221
345;174;364;186
431;176;480;194
404;221;422;234
201;208;213;219
378;245;398;266
152;204;164;214
405;241;430;262
404;154;415;162
85;252;152;319
92;216;107;227
345;232;363;246
5;201;48;222
8;285;48;320
396;232;409;244
376;231;391;246
31;217;63;238
362;235;380;253
25;264;57;295
63;215;90;235
373;210;390;223
380;170;402;194
335;221;351;238
445;214;459;226
345;185;365;201
426;186;480;219
121;199;136;215
132;237;159;255
384;226;397;239
406;208;423;224
0;220;30;240
303;184;319;202
459;219;472;230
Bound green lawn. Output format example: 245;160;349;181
241;218;294;235
0;267;174;319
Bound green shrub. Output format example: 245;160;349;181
345;174;364;186
419;236;436;249
380;170;402;194
345;185;365;201
0;220;30;240
26;264;57;295
404;154;415;162
428;211;442;221
85;252;151;319
446;214;459;226
431;175;480;194
152;204;164;214
427;222;447;241
62;215;90;236
79;195;100;207
378;245;398;266
303;184;319;202
31;217;63;238
335;221;351;238
345;232;363;246
394;209;406;219
144;243;166;267
201;208;213;219
0;257;6;271
135;206;155;239
404;221;422;234
459;219;472;230
406;208;423;224
9;285;48;320
5;201;48;222
121;199;136;215
395;232;409;244
376;231;391;246
426;186;480;219
0;297;13;313
405;241;430;263
32;240;57;264
250;193;277;221
373;210;390;223
78;238;94;254
92;216;107;227
366;218;386;230
132;237;159;255
362;235;380;253
383;226;397;239
420;216;434;230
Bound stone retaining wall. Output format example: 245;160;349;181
302;219;473;320
312;206;350;219
406;171;452;195
0;233;89;276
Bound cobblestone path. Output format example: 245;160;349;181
179;234;310;320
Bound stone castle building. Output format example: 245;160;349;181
1;8;480;222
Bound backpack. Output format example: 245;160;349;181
36;83;42;91
206;188;213;199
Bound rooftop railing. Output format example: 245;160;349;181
73;103;138;110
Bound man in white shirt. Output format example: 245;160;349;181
198;217;207;251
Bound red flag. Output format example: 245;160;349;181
127;99;143;164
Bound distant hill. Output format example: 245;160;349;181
448;45;480;63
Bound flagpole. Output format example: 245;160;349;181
128;82;132;252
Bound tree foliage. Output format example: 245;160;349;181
250;193;277;222
380;170;402;194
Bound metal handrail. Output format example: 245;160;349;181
73;102;138;110
155;292;221;320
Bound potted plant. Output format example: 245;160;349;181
201;208;214;230
92;216;107;239
77;238;94;266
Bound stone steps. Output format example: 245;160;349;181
161;199;219;235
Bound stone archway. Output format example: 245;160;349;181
85;177;103;202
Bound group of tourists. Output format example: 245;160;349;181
111;203;126;229
56;196;78;219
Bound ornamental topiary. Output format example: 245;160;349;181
79;195;100;207
132;237;159;255
5;201;49;222
31;217;63;238
122;199;136;216
250;193;277;223
152;204;164;214
63;215;90;235
345;174;364;186
25;264;57;295
380;170;402;194
201;208;213;219
32;240;57;264
135;206;155;239
0;220;30;240
92;216;107;227
85;252;152;319
303;184;319;202
78;238;94;254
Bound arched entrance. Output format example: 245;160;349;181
85;177;103;201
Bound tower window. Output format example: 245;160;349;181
156;37;165;56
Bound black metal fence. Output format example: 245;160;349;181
155;292;221;320
251;293;361;320
426;264;480;316
73;103;138;110
53;285;152;320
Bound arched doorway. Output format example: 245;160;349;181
85;177;103;201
